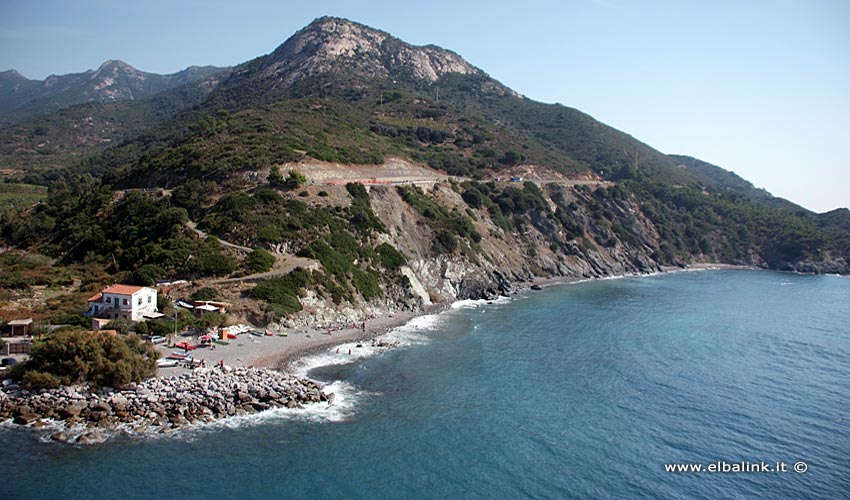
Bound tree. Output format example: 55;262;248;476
285;169;308;189
268;165;285;187
500;150;522;166
21;330;158;389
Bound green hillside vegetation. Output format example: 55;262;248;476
0;175;235;284
19;330;158;390
0;182;47;210
622;180;846;266
187;181;406;314
0;72;228;180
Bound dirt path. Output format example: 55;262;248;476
187;220;319;283
212;255;319;284
187;220;253;253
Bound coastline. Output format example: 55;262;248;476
158;263;758;380
267;303;449;373
1;263;760;444
273;263;758;374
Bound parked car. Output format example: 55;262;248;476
1;357;18;367
149;336;166;345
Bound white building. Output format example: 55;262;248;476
86;284;160;322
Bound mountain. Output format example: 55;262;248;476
75;17;689;187
208;17;512;108
0;61;228;126
1;17;847;327
0;67;231;177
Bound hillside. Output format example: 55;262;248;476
668;154;808;213
0;61;228;126
0;16;847;327
0;69;231;178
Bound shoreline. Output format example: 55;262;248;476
273;263;759;375
157;263;758;380
268;303;449;373
1;263;761;444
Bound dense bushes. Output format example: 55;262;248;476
375;243;405;270
21;330;158;389
622;179;839;265
190;287;219;301
0;176;236;281
248;268;312;316
346;182;386;233
245;248;275;273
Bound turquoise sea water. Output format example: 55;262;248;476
3;270;849;499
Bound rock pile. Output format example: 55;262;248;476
0;367;332;444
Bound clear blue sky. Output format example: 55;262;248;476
2;0;848;212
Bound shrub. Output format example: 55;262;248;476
190;287;219;301
432;230;458;254
248;269;311;315
375;243;405;270
189;240;236;277
352;268;381;299
130;264;163;287
245;248;275;273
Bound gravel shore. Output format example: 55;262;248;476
155;308;438;377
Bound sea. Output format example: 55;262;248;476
3;269;849;500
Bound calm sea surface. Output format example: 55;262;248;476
3;270;849;499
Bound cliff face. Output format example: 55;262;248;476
269;180;671;329
371;183;662;301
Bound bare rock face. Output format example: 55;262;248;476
251;17;499;90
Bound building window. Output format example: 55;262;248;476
114;297;119;307
138;297;142;305
123;298;129;305
148;296;152;303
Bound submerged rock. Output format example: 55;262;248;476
76;431;106;445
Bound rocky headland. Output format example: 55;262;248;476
0;367;331;445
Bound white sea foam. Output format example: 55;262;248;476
198;379;361;429
292;313;444;379
451;298;488;309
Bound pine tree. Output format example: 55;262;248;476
268;165;285;186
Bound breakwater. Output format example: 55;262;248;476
0;367;331;444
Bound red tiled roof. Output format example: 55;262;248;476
87;292;103;302
102;284;145;295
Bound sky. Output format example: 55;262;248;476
2;0;848;212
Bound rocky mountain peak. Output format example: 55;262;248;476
257;16;480;87
95;59;138;74
0;69;29;81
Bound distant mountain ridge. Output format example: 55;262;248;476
0;60;228;125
